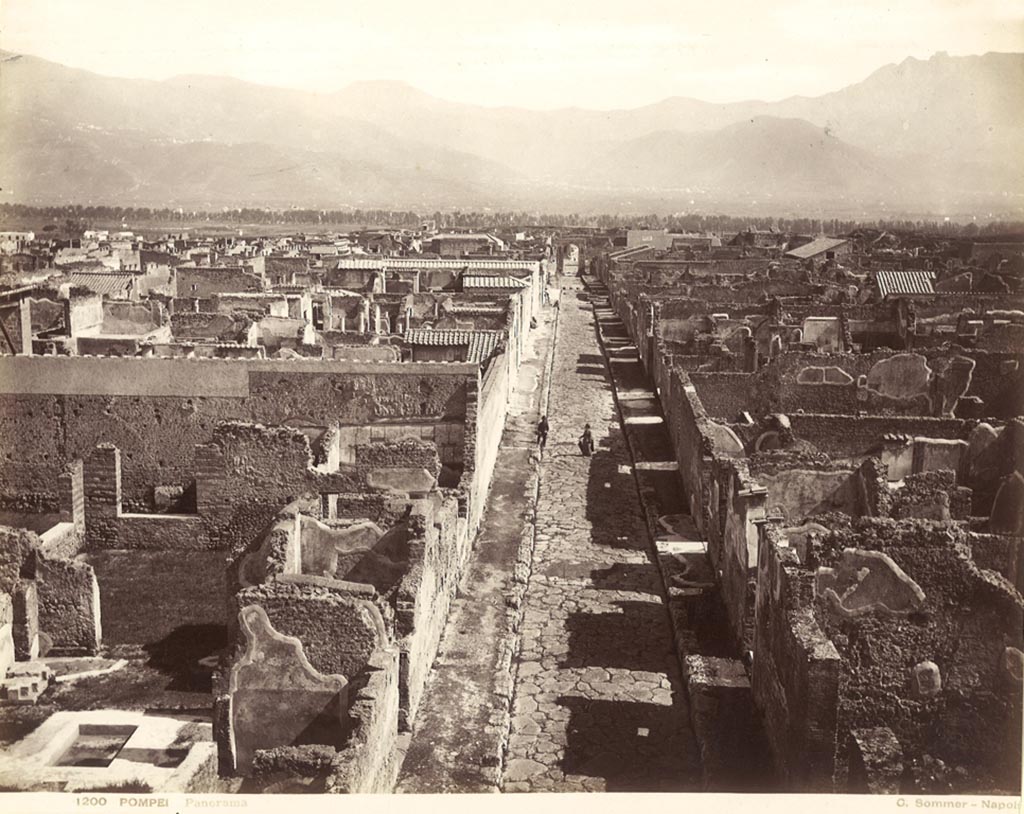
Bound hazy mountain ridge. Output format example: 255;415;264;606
584;117;901;200
1;49;1020;213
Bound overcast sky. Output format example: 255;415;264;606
2;0;1021;109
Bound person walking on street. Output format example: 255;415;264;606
536;415;549;454
578;423;594;457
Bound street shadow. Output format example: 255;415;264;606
575;349;607;377
633;469;686;518
624;422;676;462
589;562;662;593
561;600;674;672
582;441;647;550
604;357;647;392
557;695;699;791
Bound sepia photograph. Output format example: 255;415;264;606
0;0;1021;808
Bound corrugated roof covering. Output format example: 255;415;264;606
784;237;849;259
462;275;528;290
68;272;134;296
877;270;936;297
404;328;503;364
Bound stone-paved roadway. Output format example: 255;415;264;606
396;302;557;793
501;283;701;792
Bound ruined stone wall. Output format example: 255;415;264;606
968;532;1024;596
718;464;765;653
787;415;972;461
889;470;969;522
80;426;401;645
750;456;858;524
854;457;895;518
176;266;263;299
35;555;101;654
958;351;1024;419
814;519;1024;791
0;356;473;510
354;440;440;474
472;353;510;529
0;524;102;656
194;424;400;557
657;365;713;530
752;523;842;791
231;480;466;737
170;311;251;342
689;372;756;419
337;422;463;470
235;582;387;681
0;460;64;513
752;349;1019;418
328;647;401;793
0;525;36;595
394;493;467;728
83;445;213;550
85;549;228;645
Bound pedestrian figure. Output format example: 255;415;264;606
578;423;594;457
536;415;549;453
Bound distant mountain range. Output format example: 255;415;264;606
1;49;1022;216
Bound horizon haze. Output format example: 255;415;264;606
2;0;1022;109
1;2;1022;219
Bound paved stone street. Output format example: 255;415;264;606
502;283;701;792
395;300;557;793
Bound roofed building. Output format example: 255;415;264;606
403;328;503;365
876;270;937;298
784;237;851;261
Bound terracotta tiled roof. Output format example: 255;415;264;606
876;270;936;297
67;272;134;296
462;275;528;290
403;328;503;364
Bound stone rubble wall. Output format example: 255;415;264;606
327;647;401;793
35;554;101;655
816;518;1024;791
752;522;842;790
395;493;467;729
0;356;473;511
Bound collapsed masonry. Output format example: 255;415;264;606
600;251;1024;794
0;348;520;790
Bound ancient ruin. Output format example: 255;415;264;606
0;223;1020;798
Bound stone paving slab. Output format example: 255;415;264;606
502;286;700;793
